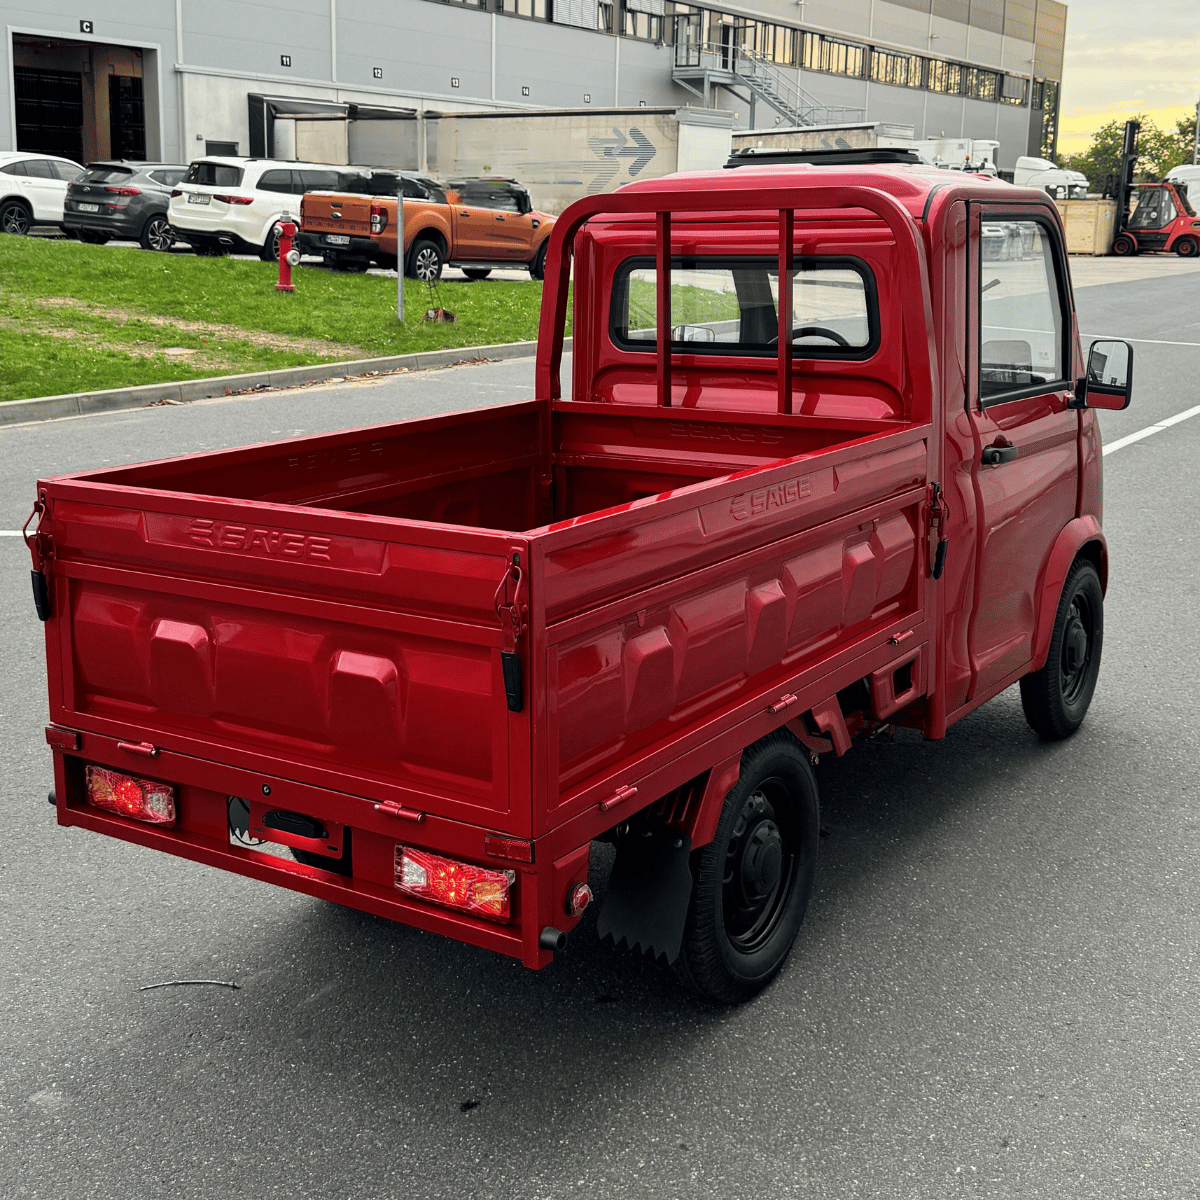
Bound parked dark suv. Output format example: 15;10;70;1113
64;162;189;251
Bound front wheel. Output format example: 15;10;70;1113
140;215;173;252
1;200;32;236
1175;236;1198;258
529;242;548;280
674;733;819;1004
1112;233;1136;256
1020;558;1103;740
408;238;444;281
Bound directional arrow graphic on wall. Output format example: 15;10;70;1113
586;127;658;193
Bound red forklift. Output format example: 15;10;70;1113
1109;120;1200;256
1112;181;1200;256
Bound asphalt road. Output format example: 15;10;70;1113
1;265;1197;1199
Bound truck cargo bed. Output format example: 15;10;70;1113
40;398;928;841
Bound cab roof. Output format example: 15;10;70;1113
618;162;1035;223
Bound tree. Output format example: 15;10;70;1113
1175;103;1198;166
1063;114;1193;188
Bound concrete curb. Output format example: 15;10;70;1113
0;337;567;427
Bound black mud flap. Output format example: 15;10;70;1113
596;831;693;964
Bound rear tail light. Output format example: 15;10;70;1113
370;203;388;234
396;846;514;921
214;194;254;205
104;185;141;196
85;765;176;826
170;188;183;197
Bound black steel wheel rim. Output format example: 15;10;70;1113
1059;589;1095;705
722;779;798;953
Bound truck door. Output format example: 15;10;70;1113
966;207;1079;700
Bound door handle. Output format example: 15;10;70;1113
495;215;505;221
981;442;1019;465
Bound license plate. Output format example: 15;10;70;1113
325;234;351;246
187;193;211;205
78;202;99;213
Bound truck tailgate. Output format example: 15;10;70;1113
301;192;372;237
41;487;528;833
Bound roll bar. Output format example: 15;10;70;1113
534;182;938;419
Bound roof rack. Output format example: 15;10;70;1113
725;147;922;169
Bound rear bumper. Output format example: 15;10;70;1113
49;726;589;970
297;231;379;258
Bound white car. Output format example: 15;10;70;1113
0;152;84;235
168;157;347;261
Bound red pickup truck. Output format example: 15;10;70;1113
29;159;1132;1003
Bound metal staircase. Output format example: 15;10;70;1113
671;18;864;128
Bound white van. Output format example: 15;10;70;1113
1013;156;1088;200
168;157;346;261
1165;163;1200;207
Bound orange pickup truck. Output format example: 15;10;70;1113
298;170;555;280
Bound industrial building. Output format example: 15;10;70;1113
3;0;1065;174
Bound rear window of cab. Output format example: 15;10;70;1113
610;255;879;359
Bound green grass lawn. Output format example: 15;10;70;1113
0;236;562;404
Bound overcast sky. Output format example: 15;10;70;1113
1058;0;1199;155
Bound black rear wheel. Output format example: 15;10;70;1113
77;229;111;245
1020;558;1103;740
462;267;492;280
675;733;819;1004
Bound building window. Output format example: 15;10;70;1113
869;49;924;89
962;66;999;102
503;0;551;20
803;34;865;78
926;58;962;94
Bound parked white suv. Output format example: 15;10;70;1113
0;152;84;235
168;157;346;261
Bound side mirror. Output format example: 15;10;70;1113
1075;339;1133;410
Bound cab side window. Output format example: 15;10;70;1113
979;220;1065;400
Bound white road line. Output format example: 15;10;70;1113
1103;402;1200;456
1082;333;1200;349
0;530;26;536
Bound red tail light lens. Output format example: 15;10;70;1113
369;203;387;234
396;846;514;921
213;194;254;205
85;765;176;826
104;186;142;196
170;188;183;197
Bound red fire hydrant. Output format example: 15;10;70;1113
275;220;299;292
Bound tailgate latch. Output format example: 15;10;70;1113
495;552;527;713
927;482;948;581
24;496;52;621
